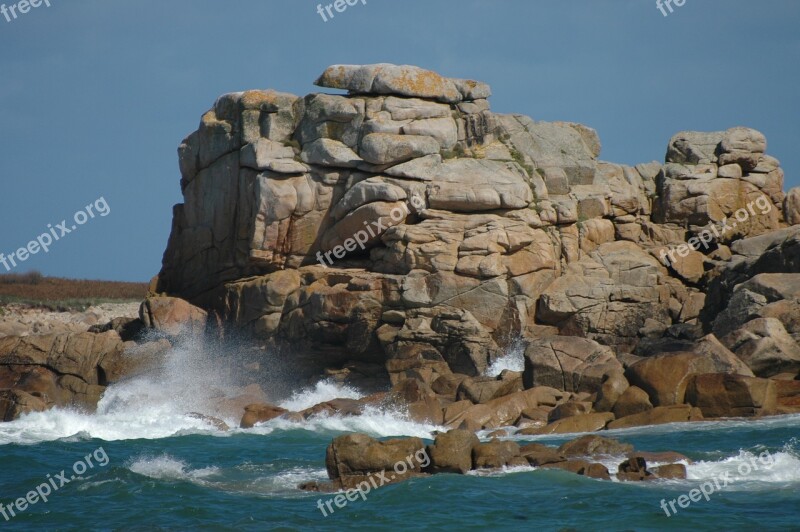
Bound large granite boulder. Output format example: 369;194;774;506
685;373;777;418
626;350;753;406
523;336;621;393
0;331;127;418
325;433;427;489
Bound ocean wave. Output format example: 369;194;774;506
128;454;220;483
277;379;364;411
245;404;442;440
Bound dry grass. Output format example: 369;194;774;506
0;271;147;311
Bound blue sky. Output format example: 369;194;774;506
0;0;797;281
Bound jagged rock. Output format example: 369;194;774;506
655;128;781;238
301;138;363;167
0;331;126;418
456;373;522;404
721;318;800;377
685;373;777;418
325;433;427;489
152;64;800;424
139;297;207;336
626;351;753;406
87;316;145;343
617;456;655;482
557;435;634;458
310;433;702;488
702;231;800;332
446;386;565;431
612;386;653;418
775;380;800;414
472;440;523;469
519;443;566;466
0;389;47;421
606;405;703;430
541;459;605;478
431;373;469;401
427;429;479;474
582;463;612;480
495;115;599;185
425;159;534;212
785;187;800;225
537;242;671;350
240;403;288;428
524;412;615;435
652;463;687;479
547;400;592;422
593;371;629;412
523;336;621;393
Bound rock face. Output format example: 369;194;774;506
150;63;800;424
140;296;208;336
0;331;127;419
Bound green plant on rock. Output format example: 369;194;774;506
509;147;534;178
442;144;467;160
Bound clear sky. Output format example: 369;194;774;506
0;0;797;282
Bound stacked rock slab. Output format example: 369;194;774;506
156;63;799;387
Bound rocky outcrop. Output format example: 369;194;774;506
0;331;127;418
153;63;799;404
655;128;783;239
304;430;686;492
139;296;208;337
6;64;793;426
685;373;777;418
626;350;753;406
325;433;428;490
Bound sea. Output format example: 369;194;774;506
0;341;798;531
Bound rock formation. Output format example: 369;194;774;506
2;63;799;428
301;431;688;493
155;63;800;390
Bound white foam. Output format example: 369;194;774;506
249;404;441;440
126;455;325;497
278;379;363;411
467;464;535;477
484;340;525;377
128;454;219;483
0;335;260;444
684;446;800;489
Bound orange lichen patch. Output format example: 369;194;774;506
201;110;222;125
240;90;298;112
389;70;460;102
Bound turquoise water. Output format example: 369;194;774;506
1;409;798;531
